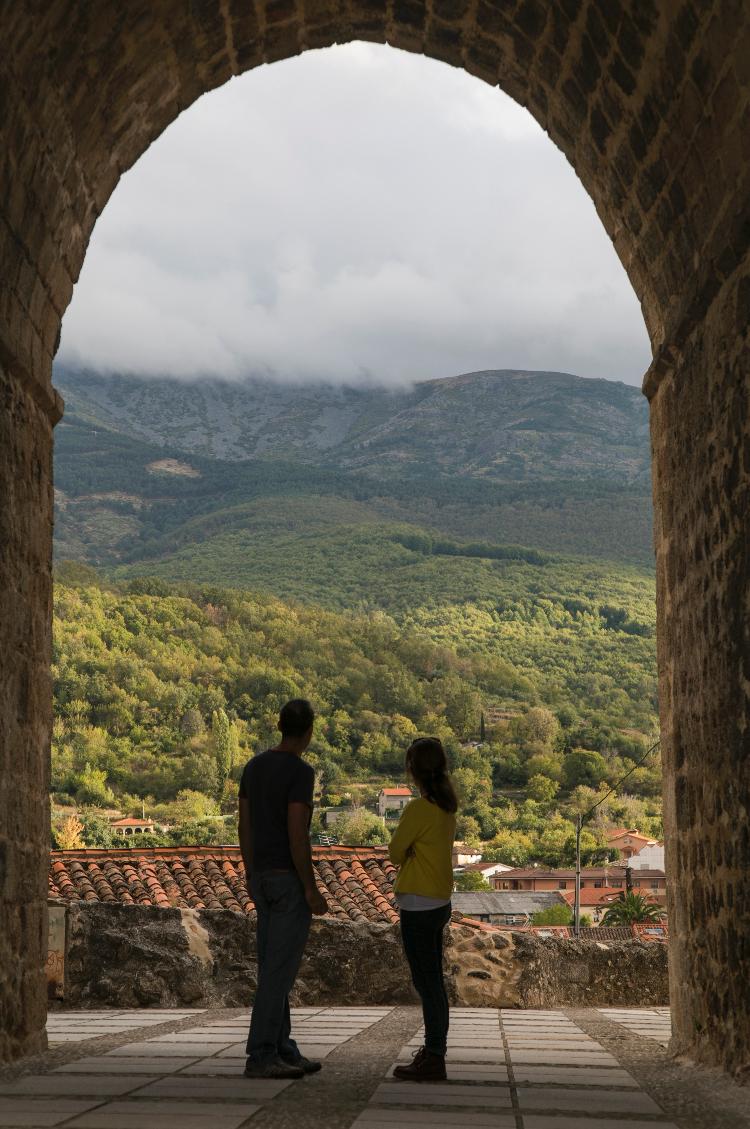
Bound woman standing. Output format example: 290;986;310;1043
388;737;458;1082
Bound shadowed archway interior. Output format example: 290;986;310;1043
0;0;748;1078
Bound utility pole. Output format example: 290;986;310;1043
572;738;660;940
574;814;582;937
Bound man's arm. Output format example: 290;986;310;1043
238;796;253;881
288;802;327;915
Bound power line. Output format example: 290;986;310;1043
580;736;662;826
573;737;661;937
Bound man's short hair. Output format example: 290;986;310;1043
279;699;315;738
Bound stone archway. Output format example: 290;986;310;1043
1;1;748;1077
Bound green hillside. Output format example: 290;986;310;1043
52;576;661;862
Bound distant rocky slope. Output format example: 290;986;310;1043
53;366;655;572
55;367;650;484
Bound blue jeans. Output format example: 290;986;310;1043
246;871;312;1063
399;903;452;1055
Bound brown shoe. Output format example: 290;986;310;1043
393;1046;447;1082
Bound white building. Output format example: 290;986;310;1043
628;842;665;870
377;787;413;818
455;860;513;880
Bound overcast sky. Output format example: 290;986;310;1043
58;43;651;387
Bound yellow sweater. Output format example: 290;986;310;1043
388;797;456;900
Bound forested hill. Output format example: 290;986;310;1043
51;577;661;858
54;367;655;576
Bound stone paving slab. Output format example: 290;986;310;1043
0;1099;101;1126
370;1087;512;1109
55;1058;198;1074
67;1113;257;1129
512;1065;639;1087
523;1119;679;1129
175;1061;253;1076
109;1043;221;1058
387;1063;508;1082
517;1085;663;1114
0;1076;146;1096
353;1112;511;1127
508;1048;620;1065
597;1009;672;1047
152;1033;238;1044
67;1100;260;1127
134;1077;291;1100
397;1047;505;1063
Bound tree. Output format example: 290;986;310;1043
74;762;115;807
527;774;559;804
336;808;389;846
167;790;221;824
521;707;559;748
531;904;572;926
79;811;114;848
453;870;489;891
455;815;482;849
481;829;534;867
211;708;238;799
601;893;665;925
562;748;608;790
180;709;205;737
54;814;85;850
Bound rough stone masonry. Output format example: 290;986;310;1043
57;903;668;1012
0;0;748;1080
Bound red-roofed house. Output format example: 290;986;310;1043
377;787;413;818
110;817;157;837
606;828;655;859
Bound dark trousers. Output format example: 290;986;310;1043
246;871;312;1063
399;903;452;1056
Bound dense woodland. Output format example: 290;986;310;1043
51;571;662;865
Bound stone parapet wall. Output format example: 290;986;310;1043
57;903;668;1012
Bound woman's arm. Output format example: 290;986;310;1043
388;803;419;865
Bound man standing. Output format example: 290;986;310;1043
238;698;328;1079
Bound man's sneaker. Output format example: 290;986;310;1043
393;1046;447;1082
244;1056;304;1079
281;1054;322;1074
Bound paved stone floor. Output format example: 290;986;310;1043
0;1007;748;1128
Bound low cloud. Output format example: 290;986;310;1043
59;43;651;387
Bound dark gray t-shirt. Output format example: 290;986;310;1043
238;749;315;872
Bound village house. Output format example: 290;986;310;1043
606;827;656;859
493;865;667;906
320;806;356;829
452;842;483;867
376;787;412;819
629;841;666;870
454;860;513;882
452;890;567;926
110;816;158;837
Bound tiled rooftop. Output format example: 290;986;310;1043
49;847;400;925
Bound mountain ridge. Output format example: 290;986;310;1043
53;365;655;578
55;366;650;485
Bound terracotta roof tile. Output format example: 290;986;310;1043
48;846;401;925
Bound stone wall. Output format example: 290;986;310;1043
0;363;55;1062
649;254;750;1080
58;903;668;1012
